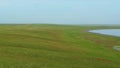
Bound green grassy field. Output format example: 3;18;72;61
0;24;120;68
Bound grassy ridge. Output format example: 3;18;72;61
0;24;120;68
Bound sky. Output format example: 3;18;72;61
0;0;120;24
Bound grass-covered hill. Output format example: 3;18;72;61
0;24;120;68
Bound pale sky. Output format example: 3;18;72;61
0;0;120;24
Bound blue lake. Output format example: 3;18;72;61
89;29;120;37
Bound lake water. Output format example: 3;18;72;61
89;29;120;37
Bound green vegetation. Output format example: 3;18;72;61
0;24;120;68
